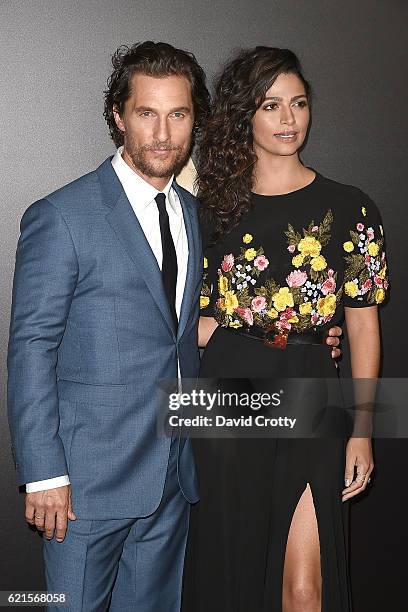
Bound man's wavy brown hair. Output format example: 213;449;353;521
104;41;210;148
198;46;311;243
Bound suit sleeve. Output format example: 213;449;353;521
7;198;79;486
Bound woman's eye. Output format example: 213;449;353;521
294;100;308;108
264;103;278;111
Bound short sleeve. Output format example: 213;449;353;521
342;196;389;307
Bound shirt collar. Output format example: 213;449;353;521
111;146;178;213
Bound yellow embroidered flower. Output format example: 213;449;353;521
224;291;239;314
379;224;384;236
345;281;358;298
299;302;312;315
203;257;208;269
368;242;379;257
229;320;242;328
311;255;327;271
343;241;354;253
272;287;294;312
362;206;367;216
378;264;387;279
297;236;321;257
267;308;279;319
287;315;299;324
292;254;304;268
218;275;228;295
375;288;385;304
200;296;210;309
317;294;336;316
243;233;253;244
244;248;257;261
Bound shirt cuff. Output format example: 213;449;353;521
25;475;70;493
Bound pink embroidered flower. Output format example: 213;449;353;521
323;314;333;323
383;279;389;289
327;269;334;277
367;229;374;241
356;223;365;232
362;278;372;293
221;253;234;272
312;225;319;232
280;307;296;321
381;251;386;261
276;319;291;331
254;255;269;271
374;275;383;287
235;307;253;326
287;244;296;253
365;254;371;265
311;313;319;325
286;270;307;287
251;296;267;312
322;277;336;295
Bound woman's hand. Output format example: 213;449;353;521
198;316;219;348
341;437;374;501
326;325;342;359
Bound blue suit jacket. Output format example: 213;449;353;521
7;157;202;518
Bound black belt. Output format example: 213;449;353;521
222;323;326;350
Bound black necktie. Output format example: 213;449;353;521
155;193;178;332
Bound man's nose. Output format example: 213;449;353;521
153;116;170;142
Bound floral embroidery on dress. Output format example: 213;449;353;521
200;256;212;309
343;206;388;304
212;211;343;333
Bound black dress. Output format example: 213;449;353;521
181;172;388;612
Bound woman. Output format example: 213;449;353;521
181;47;388;612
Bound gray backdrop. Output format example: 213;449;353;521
1;1;406;609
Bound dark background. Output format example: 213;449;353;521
1;0;406;609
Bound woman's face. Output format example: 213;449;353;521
251;72;310;159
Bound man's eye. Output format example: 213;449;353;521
172;112;185;118
140;111;153;117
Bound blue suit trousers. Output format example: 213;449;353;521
43;437;190;612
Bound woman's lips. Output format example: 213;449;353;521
274;132;298;143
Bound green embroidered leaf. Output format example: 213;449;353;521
317;210;333;246
285;224;302;246
344;254;365;282
310;268;319;282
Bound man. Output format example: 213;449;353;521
7;41;342;611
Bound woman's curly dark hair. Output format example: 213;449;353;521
104;41;211;148
198;46;311;243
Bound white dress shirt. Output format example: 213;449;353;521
25;147;189;493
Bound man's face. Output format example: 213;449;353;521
113;73;194;185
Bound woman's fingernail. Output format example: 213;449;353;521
345;479;350;487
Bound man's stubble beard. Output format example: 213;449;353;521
125;134;192;179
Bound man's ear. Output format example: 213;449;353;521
113;105;125;133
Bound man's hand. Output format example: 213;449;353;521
25;485;76;542
326;325;342;359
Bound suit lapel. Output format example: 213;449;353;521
174;182;198;340
97;158;176;338
96;158;199;341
